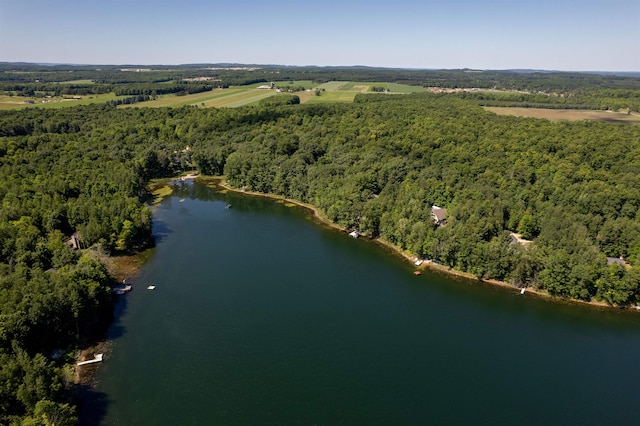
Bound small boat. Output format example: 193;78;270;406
413;271;421;276
414;259;423;266
179;198;186;203
520;288;526;295
147;285;156;290
225;204;232;209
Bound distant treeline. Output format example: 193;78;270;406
454;90;640;112
2;63;640;105
113;83;213;96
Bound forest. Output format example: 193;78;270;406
1;66;640;423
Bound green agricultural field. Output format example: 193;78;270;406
305;91;359;103
207;89;277;108
317;81;349;91
273;80;316;90
0;81;427;110
124;87;277;108
0;93;119;109
385;83;426;94
56;79;95;85
128;88;245;108
335;81;365;91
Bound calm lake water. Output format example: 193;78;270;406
85;181;640;425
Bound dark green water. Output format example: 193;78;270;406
86;181;640;425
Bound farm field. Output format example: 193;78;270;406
56;79;95;85
385;82;427;93
273;80;316;90
283;81;427;104
0;79;430;110
127;81;428;107
484;106;640;124
0;93;119;109
304;90;360;103
122;87;277;108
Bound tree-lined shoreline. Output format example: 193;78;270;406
207;177;617;310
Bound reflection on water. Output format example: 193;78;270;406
88;181;640;426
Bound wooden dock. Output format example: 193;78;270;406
77;353;103;366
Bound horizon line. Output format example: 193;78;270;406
1;61;639;75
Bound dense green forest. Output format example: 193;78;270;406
1;73;640;423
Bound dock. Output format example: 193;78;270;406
77;353;103;366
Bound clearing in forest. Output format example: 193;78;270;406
0;93;119;109
121;87;276;108
484;107;640;124
305;91;360;103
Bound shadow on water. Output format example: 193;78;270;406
151;217;172;245
106;290;129;341
76;385;109;426
77;291;131;425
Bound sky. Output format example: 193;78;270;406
1;0;639;71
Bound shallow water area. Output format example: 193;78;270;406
85;180;640;425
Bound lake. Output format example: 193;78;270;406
83;180;640;425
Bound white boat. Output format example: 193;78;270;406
147;285;156;290
520;288;526;295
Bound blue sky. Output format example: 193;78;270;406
1;0;638;71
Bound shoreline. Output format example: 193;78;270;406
74;172;633;417
206;176;623;312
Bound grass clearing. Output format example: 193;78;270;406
305;91;358;103
123;87;276;108
56;79;95;85
386;83;426;94
0;93;120;109
340;81;369;91
317;81;348;91
209;90;276;108
129;88;245;108
274;80;316;89
485;107;640;124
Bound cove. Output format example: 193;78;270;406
83;181;640;425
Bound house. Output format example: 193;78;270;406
66;233;82;250
431;205;447;225
509;232;532;247
607;257;626;266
